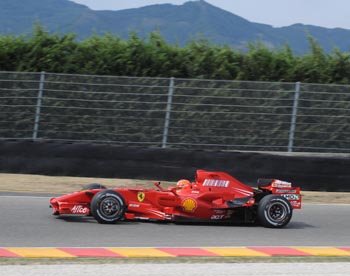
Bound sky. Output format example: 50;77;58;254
70;0;350;30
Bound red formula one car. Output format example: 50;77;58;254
50;170;301;228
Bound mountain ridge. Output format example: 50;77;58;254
1;0;350;54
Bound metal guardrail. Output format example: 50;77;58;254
1;71;350;153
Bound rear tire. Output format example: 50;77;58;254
90;190;126;224
257;195;292;228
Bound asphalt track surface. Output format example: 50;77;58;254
0;194;350;247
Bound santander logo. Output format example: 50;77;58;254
71;205;89;214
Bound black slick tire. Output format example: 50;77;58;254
90;190;126;224
257;194;293;228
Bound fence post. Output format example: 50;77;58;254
32;71;45;140
162;77;175;148
288;81;300;152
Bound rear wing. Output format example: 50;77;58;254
258;179;302;209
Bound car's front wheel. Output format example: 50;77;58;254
257;194;293;228
90;190;126;224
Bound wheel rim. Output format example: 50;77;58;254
267;202;287;222
99;197;121;218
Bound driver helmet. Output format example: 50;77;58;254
176;179;191;189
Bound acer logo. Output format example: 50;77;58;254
211;215;225;220
71;205;89;214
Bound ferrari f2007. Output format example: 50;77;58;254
50;170;301;228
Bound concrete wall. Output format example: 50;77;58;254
1;140;349;191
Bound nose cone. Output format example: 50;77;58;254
50;197;59;215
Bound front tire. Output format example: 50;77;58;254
257;195;293;228
90;190;126;224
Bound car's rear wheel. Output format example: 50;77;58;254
90;190;126;224
257;194;292;228
82;183;106;190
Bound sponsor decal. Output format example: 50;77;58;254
203;179;229;188
191;190;200;194
276;189;297;193
137;192;145;202
129;204;140;208
211;215;225;220
71;205;89;214
182;198;197;212
272;180;292;188
282;194;300;200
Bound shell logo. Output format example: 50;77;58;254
182;198;197;212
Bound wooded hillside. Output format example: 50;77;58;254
1;27;350;84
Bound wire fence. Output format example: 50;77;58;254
1;71;350;153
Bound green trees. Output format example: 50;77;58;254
1;26;350;84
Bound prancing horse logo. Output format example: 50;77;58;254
137;192;145;202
